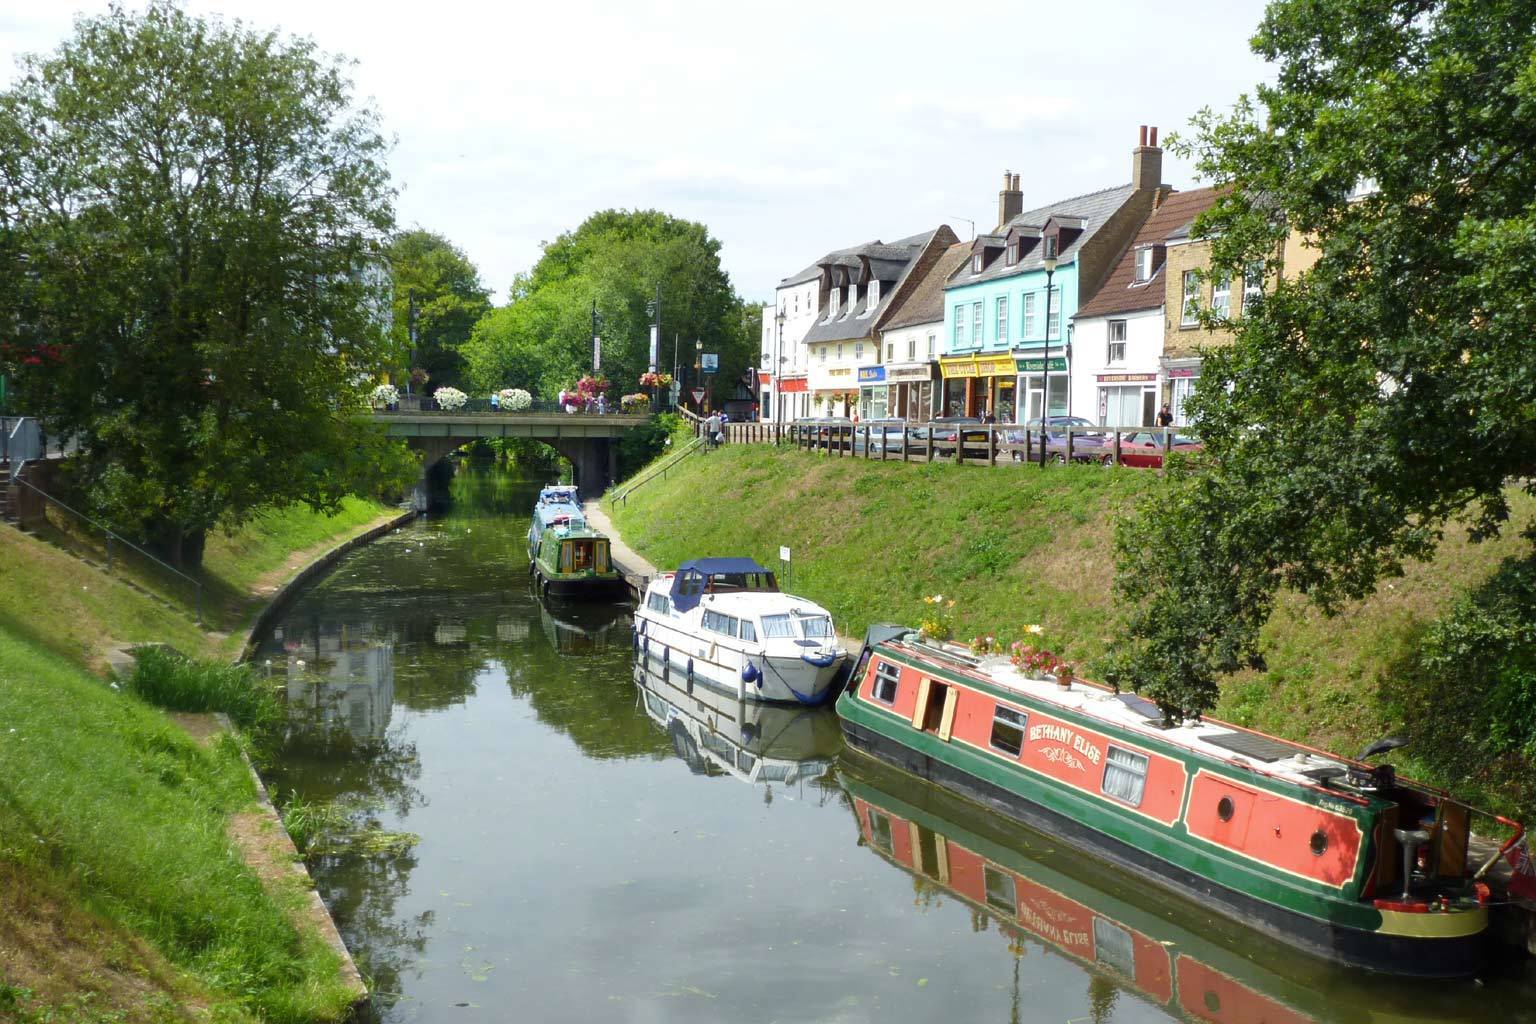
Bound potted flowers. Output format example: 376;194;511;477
433;386;468;411
638;371;673;388
1009;625;1071;686
918;594;956;642
499;388;532;411
370;383;400;410
621;392;650;412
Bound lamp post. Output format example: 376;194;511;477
1038;254;1057;469
695;339;705;414
775;307;786;438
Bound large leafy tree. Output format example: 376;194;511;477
1109;0;1536;718
0;2;398;567
463;209;755;407
387;229;490;390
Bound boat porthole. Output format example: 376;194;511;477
1310;830;1328;857
1216;796;1235;822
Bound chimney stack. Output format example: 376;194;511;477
998;169;1023;229
1132;124;1163;192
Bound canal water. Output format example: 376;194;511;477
256;464;1536;1024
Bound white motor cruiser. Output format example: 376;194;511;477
633;557;845;705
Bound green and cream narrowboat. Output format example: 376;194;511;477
836;626;1525;977
527;485;624;600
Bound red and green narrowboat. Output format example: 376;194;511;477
842;760;1472;1022
835;626;1525;977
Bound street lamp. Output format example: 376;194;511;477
774;307;786;438
695;339;705;414
1038;253;1057;469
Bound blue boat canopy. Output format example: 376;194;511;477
668;557;778;613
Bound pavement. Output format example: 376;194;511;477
583;500;656;598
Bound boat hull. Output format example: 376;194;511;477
635;628;842;705
837;714;1487;977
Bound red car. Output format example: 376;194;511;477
1107;431;1203;468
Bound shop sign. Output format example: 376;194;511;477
1167;367;1199;379
857;366;886;383
778;377;808;393
940;356;1017;379
885;364;933;383
827;366;852;377
1015;357;1068;373
757;371;772;386
1096;372;1157;383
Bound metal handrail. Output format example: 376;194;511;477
9;475;203;623
608;437;704;506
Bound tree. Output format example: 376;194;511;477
0;2;399;567
462;209;755;409
387;229;490;390
1107;0;1536;718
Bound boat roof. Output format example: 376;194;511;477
537;485;579;502
677;557;772;576
666;558;777;613
880;636;1382;802
702;590;833;618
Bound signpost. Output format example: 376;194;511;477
779;546;791;589
690;387;706;407
701;353;719;373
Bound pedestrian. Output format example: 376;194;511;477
705;411;721;449
596;393;607;415
1156;404;1174;428
490;391;500;411
718;409;729;444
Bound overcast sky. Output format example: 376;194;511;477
4;1;1275;304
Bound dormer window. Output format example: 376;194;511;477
1135;248;1154;282
1006;241;1018;265
972;253;983;274
867;278;880;311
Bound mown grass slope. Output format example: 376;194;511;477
0;630;354;1023
608;444;1536;769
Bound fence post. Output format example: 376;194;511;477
901;427;909;463
955;429;964;465
987;426;996;467
863;424;870;459
1066;426;1075;465
1113;430;1122;466
925;426;934;463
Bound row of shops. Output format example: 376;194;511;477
770;352;1189;427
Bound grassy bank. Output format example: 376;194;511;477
0;631;354;1022
607;445;1536;804
3;496;398;667
0;498;400;1020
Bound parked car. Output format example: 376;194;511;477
796;417;853;449
1112;431;1203;468
1002;416;1110;464
917;416;989;457
850;419;907;454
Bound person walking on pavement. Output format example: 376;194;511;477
705;411;721;450
1156;404;1175;428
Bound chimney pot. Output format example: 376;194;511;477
1139;124;1148;147
1149;126;1159;147
1012;173;1020;190
1003;169;1012;188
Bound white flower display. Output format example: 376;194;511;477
499;388;532;411
370;383;400;407
434;386;468;411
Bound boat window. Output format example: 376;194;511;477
559;543;573;572
867;809;893;853
739;619;757;643
702;610;738;637
990;704;1026;757
595;541;610;574
737;751;755;774
797;615;833;638
983;865;1016;915
1310;829;1329;857
1102;746;1149;807
873;661;901;704
760;614;796;639
647;593;670;614
571;541;592;571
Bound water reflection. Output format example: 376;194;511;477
839;757;1482;1024
633;664;842;791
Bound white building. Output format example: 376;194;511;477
758;267;822;422
1069;187;1218;427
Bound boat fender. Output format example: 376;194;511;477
686;659;694;692
661;645;669;680
742;662;761;685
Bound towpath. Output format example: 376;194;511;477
583;500;656;596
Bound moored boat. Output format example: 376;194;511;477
527;485;624;599
835;625;1525;976
632;557;846;705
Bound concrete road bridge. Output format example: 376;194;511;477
371;410;652;499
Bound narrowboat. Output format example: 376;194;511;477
527;485;624;599
634;663;840;788
633;557;845;705
842;759;1468;1023
836;626;1525;976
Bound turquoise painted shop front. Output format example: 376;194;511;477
942;262;1076;421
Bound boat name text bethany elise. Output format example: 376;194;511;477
1028;722;1103;768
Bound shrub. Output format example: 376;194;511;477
121;646;280;737
1395;553;1536;822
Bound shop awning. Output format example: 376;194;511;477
940;355;1016;379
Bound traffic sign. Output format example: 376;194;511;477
691;387;706;405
